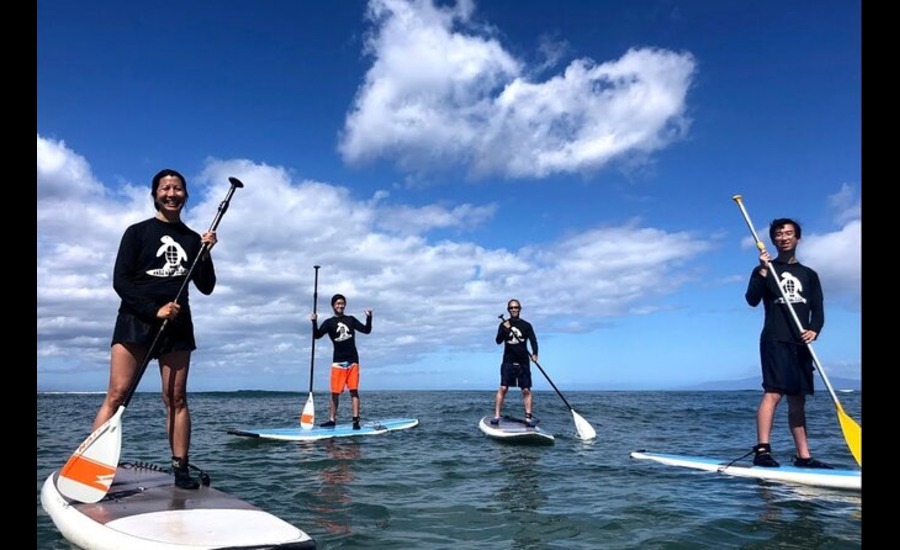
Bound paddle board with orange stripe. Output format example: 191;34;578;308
42;461;316;549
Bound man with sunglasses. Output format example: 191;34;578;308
491;299;540;427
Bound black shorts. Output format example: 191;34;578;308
500;362;532;389
111;310;196;359
759;339;814;396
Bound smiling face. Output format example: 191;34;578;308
154;175;187;214
771;222;799;254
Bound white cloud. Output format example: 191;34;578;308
38;134;715;389
339;0;695;180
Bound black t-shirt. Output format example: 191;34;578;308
495;317;539;365
745;259;824;343
113;217;216;322
313;314;372;363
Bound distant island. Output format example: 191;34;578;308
676;376;862;392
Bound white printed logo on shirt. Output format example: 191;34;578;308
334;322;352;342
147;235;188;277
775;272;807;305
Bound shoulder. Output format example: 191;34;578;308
125;217;155;231
794;261;820;276
120;217;157;238
172;221;200;237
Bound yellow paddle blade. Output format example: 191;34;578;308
837;403;862;467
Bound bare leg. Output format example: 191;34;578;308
493;386;508;418
350;391;360;418
756;391;783;445
787;394;811;458
330;393;340;422
159;351;192;459
93;343;143;430
523;388;533;417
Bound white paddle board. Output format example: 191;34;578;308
41;461;316;549
630;450;861;491
478;415;555;445
227;417;419;442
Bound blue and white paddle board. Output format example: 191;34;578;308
41;461;316;549
630;450;861;491
227;417;419;442
478;415;555;445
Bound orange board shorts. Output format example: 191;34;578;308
330;361;360;393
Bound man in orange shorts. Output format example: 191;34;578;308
311;294;373;429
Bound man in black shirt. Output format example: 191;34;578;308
312;294;372;429
745;218;832;469
491;299;539;427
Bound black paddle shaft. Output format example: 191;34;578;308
531;359;576;412
308;265;321;392
121;177;245;408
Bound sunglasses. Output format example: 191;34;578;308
508;306;521;310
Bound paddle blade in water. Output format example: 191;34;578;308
57;407;124;503
300;393;315;430
572;410;597;441
837;404;862;467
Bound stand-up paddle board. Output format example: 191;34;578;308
630;450;861;491
227;417;419;442
41;460;316;549
478;415;555;445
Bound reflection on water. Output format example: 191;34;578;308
306;438;361;538
495;446;545;514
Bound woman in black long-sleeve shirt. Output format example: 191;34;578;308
91;168;218;489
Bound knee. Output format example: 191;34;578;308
349;390;359;398
104;391;128;409
162;392;189;410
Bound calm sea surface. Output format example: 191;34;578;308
37;390;862;549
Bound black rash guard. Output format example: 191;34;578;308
745;258;824;343
313;314;372;363
113;217;216;323
495;317;539;365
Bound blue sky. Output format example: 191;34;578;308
37;0;861;393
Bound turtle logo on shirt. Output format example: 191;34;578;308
775;272;807;305
334;322;352;342
147;235;188;277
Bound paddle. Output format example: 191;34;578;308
299;265;321;429
499;314;597;440
732;194;861;467
530;359;598;441
57;176;245;503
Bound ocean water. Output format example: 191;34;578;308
37;390;862;549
